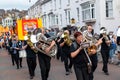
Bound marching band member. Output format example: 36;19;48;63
37;28;56;80
70;32;90;80
99;27;111;75
23;32;37;79
83;25;99;80
70;30;102;80
60;30;73;75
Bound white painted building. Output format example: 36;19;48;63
28;0;120;33
28;0;42;19
2;17;13;27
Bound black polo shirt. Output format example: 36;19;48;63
99;34;110;50
25;41;36;58
70;42;88;67
60;38;71;54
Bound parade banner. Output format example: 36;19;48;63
17;18;43;40
0;26;9;36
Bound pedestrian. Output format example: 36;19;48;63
60;30;73;75
83;25;99;80
99;27;111;75
70;31;102;80
17;40;27;68
116;26;120;65
9;37;15;66
108;32;117;63
36;28;56;80
11;34;20;69
23;32;37;79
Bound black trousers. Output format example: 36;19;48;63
26;57;37;77
101;50;109;73
74;64;89;80
38;53;51;80
89;54;98;80
19;58;22;67
10;53;15;65
61;51;73;72
11;52;22;68
12;53;20;68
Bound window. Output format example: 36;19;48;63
59;0;62;8
60;14;62;25
43;15;46;27
68;0;70;4
54;0;56;10
76;7;80;21
56;15;58;25
81;2;95;21
65;10;71;25
68;11;71;23
91;4;95;18
65;10;67;25
106;0;113;17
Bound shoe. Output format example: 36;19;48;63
69;69;72;73
12;64;15;66
104;72;109;75
33;73;35;77
65;71;70;75
20;65;22;68
116;62;120;65
17;67;19;69
30;76;33;79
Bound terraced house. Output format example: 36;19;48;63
28;0;120;33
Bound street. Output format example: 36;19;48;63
0;49;120;80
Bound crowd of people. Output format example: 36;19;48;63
0;25;120;80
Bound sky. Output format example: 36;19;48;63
0;0;38;10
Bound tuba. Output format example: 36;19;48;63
81;30;98;55
30;28;58;57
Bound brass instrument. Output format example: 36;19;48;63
81;30;98;55
25;34;38;53
61;32;72;46
100;27;110;46
30;28;57;57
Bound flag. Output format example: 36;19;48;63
17;18;43;40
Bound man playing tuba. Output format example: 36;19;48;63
36;28;56;80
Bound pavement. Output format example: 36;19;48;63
0;49;120;80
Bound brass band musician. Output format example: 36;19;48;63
82;25;101;80
36;28;56;80
60;30;73;75
99;27;111;75
22;32;37;79
70;25;102;80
